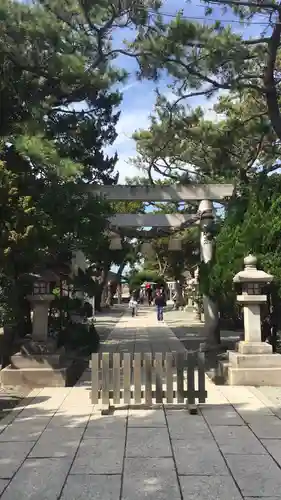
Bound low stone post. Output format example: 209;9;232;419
227;254;281;385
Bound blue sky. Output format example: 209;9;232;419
105;0;269;182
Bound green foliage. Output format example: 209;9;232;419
0;0;129;178
208;175;281;314
128;2;281;140
129;71;281;325
142;226;199;280
58;323;100;354
0;0;155;320
128;270;165;291
131;90;279;184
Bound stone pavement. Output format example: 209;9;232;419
94;305;125;342
1;306;281;498
164;307;241;351
1;382;281;498
77;305;185;386
100;305;186;354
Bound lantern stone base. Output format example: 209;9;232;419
225;342;281;386
228;366;281;386
0;365;72;388
236;341;273;355
0;340;83;388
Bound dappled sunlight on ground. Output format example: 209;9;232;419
0;383;281;499
1;307;281;498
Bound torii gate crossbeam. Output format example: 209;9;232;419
109;213;199;228
90;184;234;201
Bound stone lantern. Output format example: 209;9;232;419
27;270;59;343
233;255;273;348
226;254;281;385
109;233;122;250
168;236;182;251
141;242;154;257
1;269;71;388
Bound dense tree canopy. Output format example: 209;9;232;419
128;269;166;291
130;72;281;329
132;89;280;185
3;0;281;332
126;0;281;141
0;0;163;322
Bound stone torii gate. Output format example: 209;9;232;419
92;183;234;347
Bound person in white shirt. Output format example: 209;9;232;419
129;296;138;317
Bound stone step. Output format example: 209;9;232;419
228;351;281;368
228;366;281;386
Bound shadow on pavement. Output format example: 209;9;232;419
0;385;281;499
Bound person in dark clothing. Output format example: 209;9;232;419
155;291;165;321
160;287;167;306
147;286;152;306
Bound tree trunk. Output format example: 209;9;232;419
8;280;32;338
264;15;281;141
95;264;110;311
117;284;122;304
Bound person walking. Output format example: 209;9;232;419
146;285;152;306
129;295;138;317
160;286;167;306
155;290;165;321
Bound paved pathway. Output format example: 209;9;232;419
100;305;186;354
1;307;281;498
94;305;125;342
1;382;281;498
77;305;185;386
164;307;241;350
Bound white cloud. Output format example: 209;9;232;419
202;90;228;122
114;109;151;147
115;152;140;182
106;106;153;181
122;81;140;93
203;107;225;122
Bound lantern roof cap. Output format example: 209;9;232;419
20;270;59;283
29;270;60;282
233;254;273;284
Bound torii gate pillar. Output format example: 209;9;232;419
199;200;220;350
